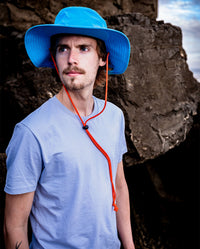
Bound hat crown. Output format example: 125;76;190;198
55;7;107;29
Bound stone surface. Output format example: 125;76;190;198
0;0;157;32
105;14;200;165
0;153;6;249
126;111;200;248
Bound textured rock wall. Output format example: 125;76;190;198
105;14;200;165
0;154;6;248
1;0;157;32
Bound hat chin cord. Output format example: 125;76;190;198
50;51;118;212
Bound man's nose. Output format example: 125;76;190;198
68;49;78;65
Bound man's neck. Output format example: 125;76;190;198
56;87;94;117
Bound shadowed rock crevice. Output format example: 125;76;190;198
125;109;199;248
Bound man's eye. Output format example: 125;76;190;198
57;46;68;53
80;46;89;52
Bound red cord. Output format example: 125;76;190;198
85;129;118;211
50;50;118;212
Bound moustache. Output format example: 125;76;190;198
63;67;86;75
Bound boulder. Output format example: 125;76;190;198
105;14;200;165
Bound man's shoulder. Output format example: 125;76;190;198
20;96;56;131
95;96;123;114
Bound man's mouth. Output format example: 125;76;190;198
63;67;85;77
66;71;82;77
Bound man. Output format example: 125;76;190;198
4;6;135;249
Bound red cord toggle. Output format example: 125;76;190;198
49;50;118;212
83;125;89;130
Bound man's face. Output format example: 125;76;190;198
55;35;106;92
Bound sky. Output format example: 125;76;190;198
157;0;200;82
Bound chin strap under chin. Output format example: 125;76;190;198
50;51;118;212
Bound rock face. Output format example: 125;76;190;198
105;14;200;165
0;1;199;249
0;0;157;32
0;154;6;249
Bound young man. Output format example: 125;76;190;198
4;6;135;249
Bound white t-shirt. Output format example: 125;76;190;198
5;95;127;249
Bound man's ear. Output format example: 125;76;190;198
99;58;106;67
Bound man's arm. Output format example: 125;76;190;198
4;192;35;249
116;161;135;249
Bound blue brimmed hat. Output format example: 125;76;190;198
25;6;130;75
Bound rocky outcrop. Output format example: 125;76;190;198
0;0;157;33
105;14;200;165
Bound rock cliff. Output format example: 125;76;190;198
105;14;200;165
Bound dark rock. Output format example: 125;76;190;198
0;153;6;249
126;111;200;248
105;13;200;164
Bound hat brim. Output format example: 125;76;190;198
25;24;130;75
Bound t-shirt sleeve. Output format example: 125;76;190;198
118;111;127;163
4;123;43;195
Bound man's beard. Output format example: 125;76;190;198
61;66;94;91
